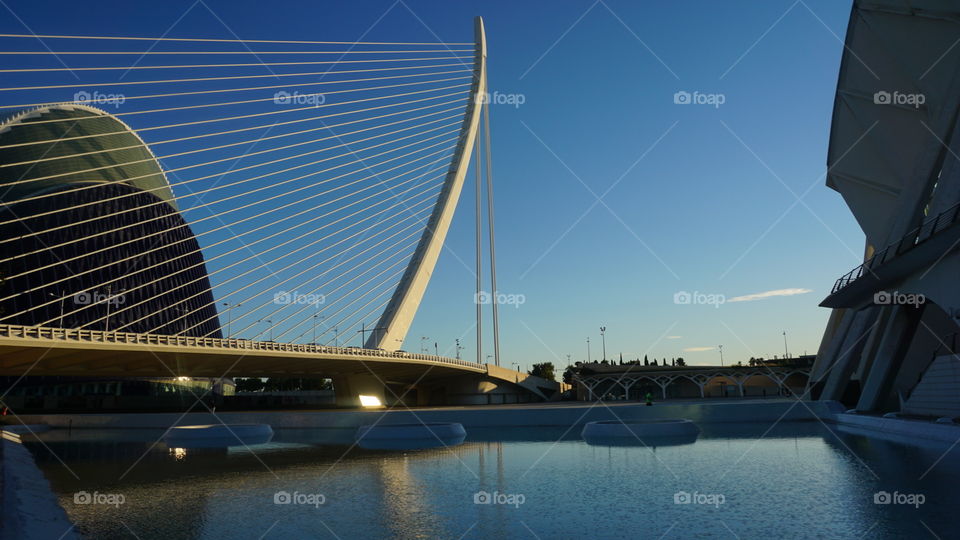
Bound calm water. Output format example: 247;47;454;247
27;422;960;539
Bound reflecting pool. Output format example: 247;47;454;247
26;422;960;539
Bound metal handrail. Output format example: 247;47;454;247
0;323;485;370
831;201;960;294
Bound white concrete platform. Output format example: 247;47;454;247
1;435;77;540
831;412;960;444
1;424;50;435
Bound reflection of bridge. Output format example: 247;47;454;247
0;18;557;406
574;365;811;401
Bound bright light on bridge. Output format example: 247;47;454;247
358;395;383;408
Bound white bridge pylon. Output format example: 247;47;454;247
369;17;490;353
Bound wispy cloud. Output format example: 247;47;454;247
727;288;812;303
683;346;714;352
667;335;682;339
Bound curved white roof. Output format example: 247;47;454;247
827;0;960;249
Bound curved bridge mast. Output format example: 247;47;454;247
367;16;488;350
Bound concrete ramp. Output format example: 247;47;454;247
485;364;561;401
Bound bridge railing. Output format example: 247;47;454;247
831;200;960;294
0;324;485;371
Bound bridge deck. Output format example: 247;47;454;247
0;325;486;382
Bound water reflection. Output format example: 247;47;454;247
582;432;699;448
22;421;960;539
355;422;466;450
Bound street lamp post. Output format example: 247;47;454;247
455;338;462;360
175;306;188;335
420;336;429;354
358;322;367;346
48;292;65;328
104;285;113;332
223;303;231;338
782;331;789;360
103;286;123;332
313;314;324;345
257;319;273;341
600;326;607;362
357;324;385;348
718;344;724;367
222;302;240;338
587;337;591;363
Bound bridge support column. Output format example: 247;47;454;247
856;304;925;412
821;307;880;401
332;374;387;408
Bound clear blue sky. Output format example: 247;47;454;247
2;0;862;369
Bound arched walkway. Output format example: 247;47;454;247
741;373;781;397
704;375;740;397
665;375;703;399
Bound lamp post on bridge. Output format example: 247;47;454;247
455;339;462;360
586;337;591;363
600;326;607;362
222;302;241;338
782;331;789;360
47;291;66;328
718;344;724;367
174;306;189;335
312;314;325;345
420;336;429;354
103;285;125;333
257;319;273;341
357;323;386;348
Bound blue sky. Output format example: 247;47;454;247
0;0;863;369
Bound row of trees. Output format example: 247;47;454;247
581;355;687;367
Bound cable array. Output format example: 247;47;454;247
0;31;477;346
